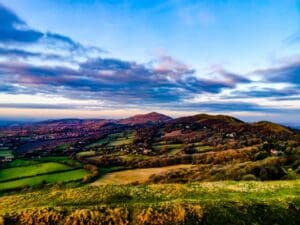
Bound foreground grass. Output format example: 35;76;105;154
0;180;299;224
92;164;193;185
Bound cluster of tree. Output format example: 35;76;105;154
82;164;99;183
147;157;290;183
82;147;259;169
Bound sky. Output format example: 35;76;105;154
0;0;300;123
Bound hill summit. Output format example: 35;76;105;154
118;112;172;125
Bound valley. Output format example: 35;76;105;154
0;112;299;224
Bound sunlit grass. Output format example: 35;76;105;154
0;162;73;182
0;169;89;192
0;180;298;214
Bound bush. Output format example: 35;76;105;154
65;208;129;225
203;202;300;225
241;174;257;181
134;203;203;225
82;164;99;183
3;208;65;225
258;165;286;180
283;168;298;180
254;151;269;161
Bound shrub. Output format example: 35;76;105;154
257;165;286;180
65;208;129;225
241;174;257;181
254;151;269;161
82;164;99;183
202;202;300;225
283;168;298;180
133;203;203;225
4;208;65;225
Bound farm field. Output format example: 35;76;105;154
194;145;213;153
0;180;299;224
77;150;96;157
87;131;136;148
0;169;89;192
0;150;13;158
91;164;193;185
33;156;82;167
0;162;73;182
8;159;40;167
153;143;183;155
152;142;214;155
0;157;89;192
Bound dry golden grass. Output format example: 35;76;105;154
91;164;193;185
0;180;299;224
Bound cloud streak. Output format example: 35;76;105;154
0;2;299;120
0;56;248;104
0;3;104;59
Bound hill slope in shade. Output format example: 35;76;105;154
252;121;294;134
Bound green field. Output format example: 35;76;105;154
151;142;213;155
0;157;88;192
107;137;134;146
19;136;30;141
34;156;81;167
0;150;13;158
153;143;183;155
92;164;193;185
0;180;299;224
87;138;109;147
0;146;13;160
9;159;40;167
0;162;73;182
77;150;97;157
194;145;213;152
120;154;151;161
87;131;136;148
0;169;89;192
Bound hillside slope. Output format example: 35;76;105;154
0;180;299;225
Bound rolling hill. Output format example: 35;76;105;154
118;112;172;125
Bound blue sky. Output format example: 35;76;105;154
0;0;300;123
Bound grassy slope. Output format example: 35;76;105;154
92;164;193;185
0;180;299;224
